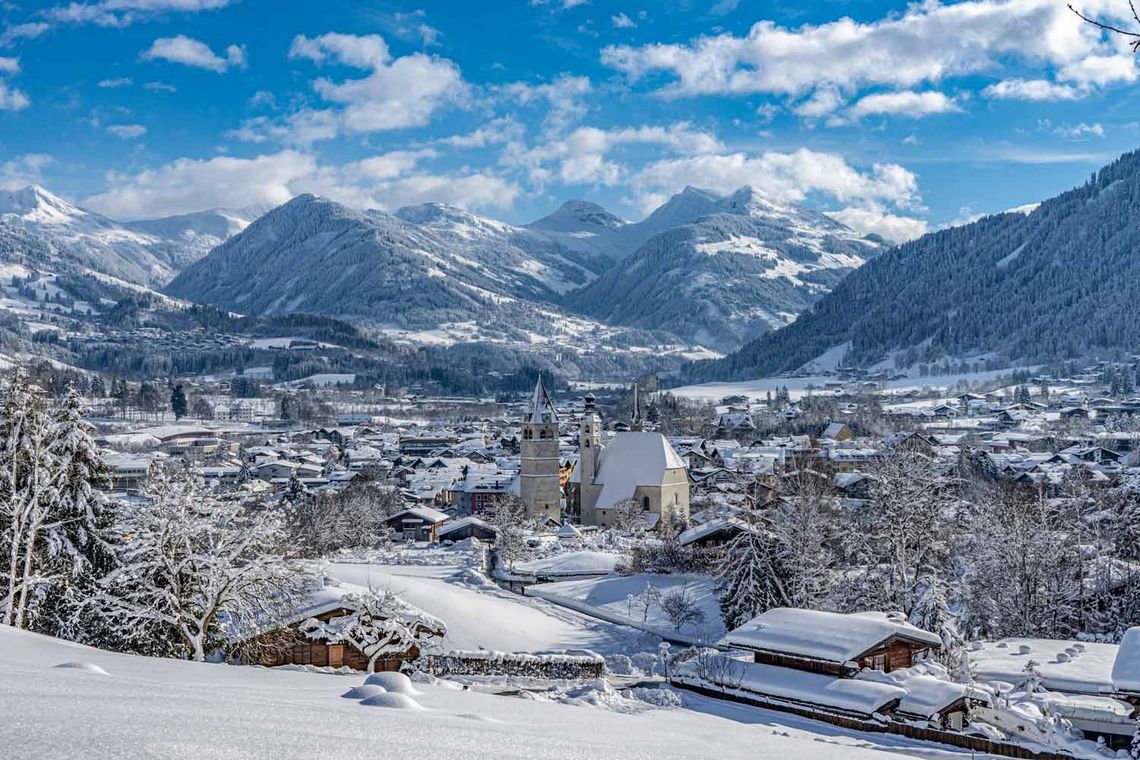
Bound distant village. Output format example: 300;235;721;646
5;357;1140;759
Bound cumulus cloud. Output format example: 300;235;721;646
630;148;924;241
288;32;466;134
612;13;636;29
500;74;592;133
141;35;246;72
0;154;51;190
82;149;518;219
827;206;928;242
0;57;27;110
46;0;235;28
1051;121;1105;138
601;0;1139;116
512;122;723;187
845;90;961;120
981;78;1082;100
107;124;147;139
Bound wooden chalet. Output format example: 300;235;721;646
721;608;943;677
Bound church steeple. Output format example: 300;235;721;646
526;376;558;424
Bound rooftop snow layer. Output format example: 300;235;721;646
720;608;942;663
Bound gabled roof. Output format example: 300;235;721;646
720;608;942;664
524;377;558;424
592;431;687;509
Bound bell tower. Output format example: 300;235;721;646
519;377;561;521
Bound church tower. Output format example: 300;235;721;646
577;392;604;525
519;377;561;521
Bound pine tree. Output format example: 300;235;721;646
170;384;188;420
37;388;116;639
716;520;780;629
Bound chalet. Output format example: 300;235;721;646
386;506;450;541
1059;406;1091;420
677;516;749;548
238;581;445;672
436;515;497;542
930;404;959;419
720;608;942;677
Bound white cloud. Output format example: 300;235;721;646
516;122;723;186
0;22;50;46
141;35;246;72
107;124;147;139
1052;121;1105;138
230;109;339;147
83;149;518;219
612;13;636;29
98;77;133;88
0;154;51;190
0;58;27;110
827;205;928;243
288;32;466;133
501;74;592;133
981;78;1081;101
601;0;1139;116
144;81;177;92
845;90;960;120
46;0;235;28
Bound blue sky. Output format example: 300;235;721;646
0;0;1137;240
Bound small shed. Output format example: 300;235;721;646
386;507;450;541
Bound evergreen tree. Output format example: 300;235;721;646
170;384;188;420
716;519;781;629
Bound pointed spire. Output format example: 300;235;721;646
525;376;558;424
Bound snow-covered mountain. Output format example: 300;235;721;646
524;200;631;261
0;185;250;286
570;186;884;352
165;194;614;326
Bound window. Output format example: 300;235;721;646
866;654;887;671
642;496;650;512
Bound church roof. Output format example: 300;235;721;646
525;377;558;424
592;431;686;509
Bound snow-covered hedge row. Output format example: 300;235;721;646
419;650;605;680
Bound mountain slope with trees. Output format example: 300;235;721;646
686;149;1140;381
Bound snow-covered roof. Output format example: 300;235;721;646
676;516;747;546
969;638;1119;695
592;431;687;509
436;516;493;537
389;506;450;524
1111;626;1140;694
720;608;942;663
896;675;983;717
677;657;906;717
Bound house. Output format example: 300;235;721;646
720;608;942;676
436;516;497;543
1112;627;1140;705
821;422;853;442
238;581;445;672
385;507;450;542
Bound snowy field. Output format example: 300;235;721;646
0;623;1000;760
327;562;649;654
529;573;724;645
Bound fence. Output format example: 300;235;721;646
671;679;1077;760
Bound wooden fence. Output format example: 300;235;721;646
419;650;605;680
671;679;1077;760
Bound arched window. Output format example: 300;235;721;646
539;429;549;439
523;428;533;440
584;439;590;448
642;496;650;512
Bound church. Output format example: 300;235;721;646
567;392;690;528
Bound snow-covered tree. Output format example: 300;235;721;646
0;371;61;629
858;449;957;615
35;388;116;639
1130;715;1140;760
716;516;782;629
483;495;531;571
92;465;306;661
660;587;705;632
287;481;401;557
300;589;444;672
769;469;838;608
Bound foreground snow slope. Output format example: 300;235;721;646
328;562;645;653
1;625;932;760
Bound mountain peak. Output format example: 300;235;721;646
0;185;86;224
527;199;626;233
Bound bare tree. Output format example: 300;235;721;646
1069;3;1140;51
660;587;706;632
